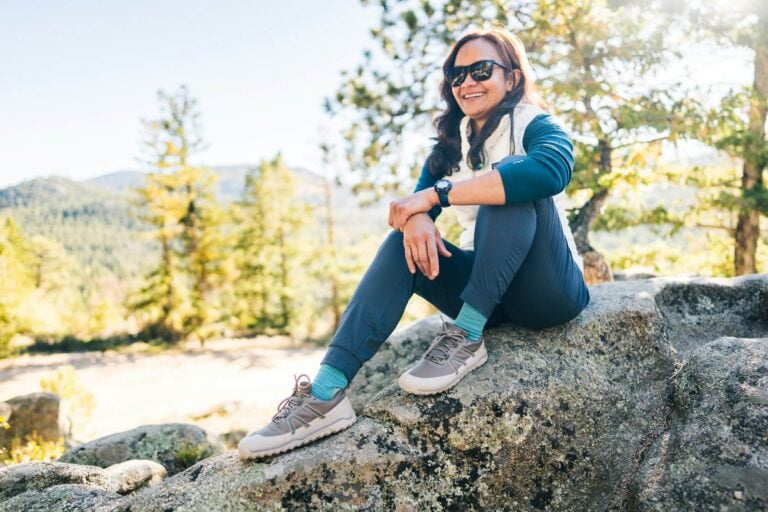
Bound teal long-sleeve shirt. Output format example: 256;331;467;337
413;113;574;221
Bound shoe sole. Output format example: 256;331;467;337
399;347;488;396
238;414;357;460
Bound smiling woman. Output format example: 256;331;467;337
237;27;590;461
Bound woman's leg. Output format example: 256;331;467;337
320;229;475;382
483;197;590;329
322;196;589;382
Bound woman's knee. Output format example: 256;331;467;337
474;203;537;250
476;203;536;229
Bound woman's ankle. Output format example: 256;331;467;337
311;364;349;400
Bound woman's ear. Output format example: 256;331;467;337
506;69;521;91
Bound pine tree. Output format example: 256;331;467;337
131;172;187;340
234;155;311;335
178;167;227;343
0;217;34;356
677;0;768;274
131;85;225;342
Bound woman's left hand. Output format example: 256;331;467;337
388;190;439;231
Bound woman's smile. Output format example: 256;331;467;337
461;91;487;101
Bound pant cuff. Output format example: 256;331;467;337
320;344;364;383
460;285;498;319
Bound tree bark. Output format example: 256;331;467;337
735;26;768;275
571;187;610;254
322;177;341;331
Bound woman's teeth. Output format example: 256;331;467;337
463;92;485;100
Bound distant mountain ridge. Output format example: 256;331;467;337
85;165;329;202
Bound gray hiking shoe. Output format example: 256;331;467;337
237;374;356;459
398;322;488;395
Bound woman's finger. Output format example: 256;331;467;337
436;236;452;257
427;236;439;278
415;238;429;276
403;241;416;274
408;239;426;275
397;213;409;232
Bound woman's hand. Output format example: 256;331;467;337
388;190;439;232
402;213;451;279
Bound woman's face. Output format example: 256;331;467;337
450;38;515;131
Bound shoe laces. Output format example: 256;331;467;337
272;373;312;423
424;324;467;364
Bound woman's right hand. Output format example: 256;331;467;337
402;213;452;280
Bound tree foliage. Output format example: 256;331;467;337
328;1;701;255
679;0;768;273
233;154;314;335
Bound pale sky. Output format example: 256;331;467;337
0;1;754;190
0;0;378;188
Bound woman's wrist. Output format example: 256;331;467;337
425;189;441;207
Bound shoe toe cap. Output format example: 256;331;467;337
238;433;276;456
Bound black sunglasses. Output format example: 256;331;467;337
448;60;511;88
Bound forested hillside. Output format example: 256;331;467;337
0;177;154;279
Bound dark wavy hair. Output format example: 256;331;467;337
425;28;546;178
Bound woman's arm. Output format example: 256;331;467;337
412;162;443;221
391;113;575;229
490;113;575;204
445;113;574;205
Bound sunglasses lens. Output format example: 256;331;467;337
451;69;467;87
470;61;495;81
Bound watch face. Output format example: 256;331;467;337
436;180;450;192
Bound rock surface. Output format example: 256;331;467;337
633;336;768;511
1;275;766;511
0;484;121;512
0;392;63;450
58;423;224;476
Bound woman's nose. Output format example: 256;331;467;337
462;74;478;87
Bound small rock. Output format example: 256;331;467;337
0;461;109;501
104;459;167;494
0;393;63;450
58;423;224;475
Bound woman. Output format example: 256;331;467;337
238;28;589;460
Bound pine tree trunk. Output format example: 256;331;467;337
323;177;341;331
160;229;179;341
734;29;767;275
569;138;614;284
277;226;290;332
570;187;610;254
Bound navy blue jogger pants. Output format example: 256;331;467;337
321;196;590;382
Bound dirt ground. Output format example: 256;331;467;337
0;337;330;445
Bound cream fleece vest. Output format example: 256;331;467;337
445;102;584;271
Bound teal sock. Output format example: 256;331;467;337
311;364;349;401
453;303;487;342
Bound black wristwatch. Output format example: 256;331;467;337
434;179;452;207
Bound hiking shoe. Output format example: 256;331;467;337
398;323;488;395
237;374;356;459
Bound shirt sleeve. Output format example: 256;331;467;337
491;113;574;205
412;162;442;221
